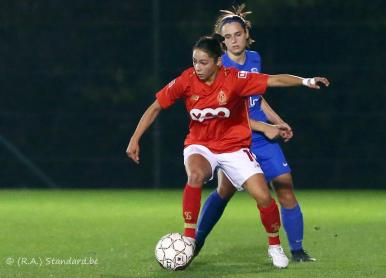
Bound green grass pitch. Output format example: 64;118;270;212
0;189;385;277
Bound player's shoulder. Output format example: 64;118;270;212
180;67;196;78
221;52;230;60
246;50;261;60
245;50;262;72
175;67;196;86
224;66;239;76
164;67;194;91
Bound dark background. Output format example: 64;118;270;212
1;0;385;189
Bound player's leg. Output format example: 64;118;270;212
254;142;315;262
242;173;289;268
195;170;236;255
217;170;237;199
272;173;315;262
219;148;288;268
183;145;216;240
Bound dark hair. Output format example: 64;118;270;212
214;4;254;47
193;34;225;60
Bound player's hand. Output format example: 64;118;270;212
303;77;330;89
126;139;140;164
278;122;293;142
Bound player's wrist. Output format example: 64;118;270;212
302;78;316;87
129;136;140;144
274;120;285;125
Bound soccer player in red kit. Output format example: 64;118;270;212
127;34;329;269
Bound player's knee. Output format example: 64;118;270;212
258;194;273;207
274;180;297;208
251;188;272;207
187;169;207;186
277;192;297;208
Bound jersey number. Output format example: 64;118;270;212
243;149;255;162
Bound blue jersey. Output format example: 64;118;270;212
222;50;267;145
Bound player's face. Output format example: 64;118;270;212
221;22;248;56
192;48;220;83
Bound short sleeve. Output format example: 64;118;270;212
234;71;269;97
156;74;186;109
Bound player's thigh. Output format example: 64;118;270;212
217;170;236;200
184;145;217;185
217;148;263;190
243;173;272;207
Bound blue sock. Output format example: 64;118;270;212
195;191;228;249
281;204;304;251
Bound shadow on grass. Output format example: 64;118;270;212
192;244;275;276
101;275;133;278
145;244;281;277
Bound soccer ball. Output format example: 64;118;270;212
155;233;195;270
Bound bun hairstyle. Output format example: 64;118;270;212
212;33;225;43
214;3;255;47
193;34;225;60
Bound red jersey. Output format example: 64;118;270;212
156;66;268;153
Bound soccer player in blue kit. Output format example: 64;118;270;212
195;4;316;262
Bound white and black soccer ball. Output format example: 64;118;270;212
155;233;195;270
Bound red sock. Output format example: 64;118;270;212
258;198;281;245
182;184;201;238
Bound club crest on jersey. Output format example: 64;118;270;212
238;71;248;78
217;90;227;105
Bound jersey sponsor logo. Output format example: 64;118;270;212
168;79;176;88
217;90;228;105
238;71;248;79
190;107;230;122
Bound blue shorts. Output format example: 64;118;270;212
250;141;291;183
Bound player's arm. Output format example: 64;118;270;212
249;119;292;141
236;71;329;98
267;75;329;89
126;100;162;164
127;72;185;164
260;98;293;141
